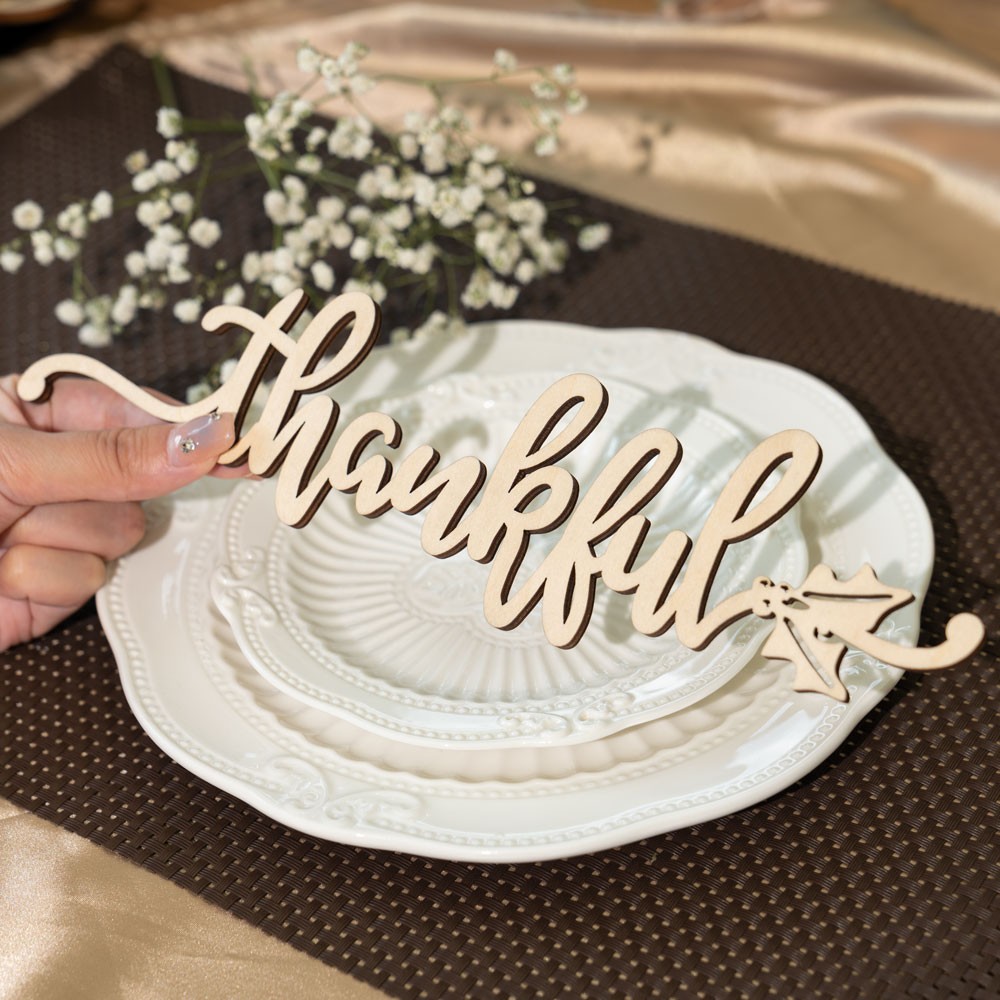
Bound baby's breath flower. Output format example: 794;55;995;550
411;242;436;275
329;221;354;249
143;237;171;271
271;273;298;297
534;133;558;157
154;223;184;245
89;190;113;221
189;217;222;249
350;74;375;95
222;284;245;306
317;195;345;221
493;48;518;73
514;258;537;284
132;169;158;193
173;297;202;323
31;230;55;265
137;199;171;229
167;261;192;284
153;159;181;185
383;204;412;231
508;198;546;227
111;285;139;326
170;191;194;215
168;142;199;174
328;116;373;160
473;143;498;164
12;200;43;231
297;154;322;175
79;323;112;348
531;80;560;102
344;41;370;62
489;278;519;309
124;250;147;278
346;204;372;226
578;222;611;251
300;215;326;242
54;299;85;326
57;203;88;239
263;190;290;225
138;288;166;310
552;63;575;86
156;107;183;139
311;259;335;291
282;175;307;203
461;267;492;309
124;150;149;174
343;277;386;303
186;381;212;403
53;236;80;261
297;44;322;75
0;249;24;273
349;236;373;262
565;90;588;115
398;133;419;160
306;126;329;150
538;108;563;131
241;251;262;282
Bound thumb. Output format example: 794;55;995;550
0;412;237;507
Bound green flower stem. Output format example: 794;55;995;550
150;54;179;110
191;152;216;219
179;118;246;134
444;260;458;314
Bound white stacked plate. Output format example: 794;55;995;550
98;322;932;862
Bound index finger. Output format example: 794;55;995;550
8;374;191;433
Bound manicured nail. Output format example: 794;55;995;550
168;412;235;466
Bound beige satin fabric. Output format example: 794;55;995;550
0;799;387;999
2;0;1000;997
158;0;1000;313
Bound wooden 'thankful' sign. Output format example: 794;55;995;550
17;291;986;701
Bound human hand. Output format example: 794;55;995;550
0;375;238;650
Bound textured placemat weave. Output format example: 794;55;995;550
1;46;997;1000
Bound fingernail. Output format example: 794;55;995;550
168;412;235;466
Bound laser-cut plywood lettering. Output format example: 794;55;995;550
18;291;985;700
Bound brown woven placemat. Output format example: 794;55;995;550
1;45;998;1000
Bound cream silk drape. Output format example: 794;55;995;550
1;1;998;997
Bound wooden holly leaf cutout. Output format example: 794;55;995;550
757;565;914;700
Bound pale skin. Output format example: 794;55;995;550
0;375;239;650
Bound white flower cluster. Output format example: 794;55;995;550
245;92;315;162
494;52;588;158
1;41;612;370
298;41;374;98
1;190;113;276
237;43;603;331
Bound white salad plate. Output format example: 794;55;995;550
98;321;932;863
210;371;807;747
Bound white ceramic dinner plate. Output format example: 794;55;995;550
99;321;932;862
210;371;807;747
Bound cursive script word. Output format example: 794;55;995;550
18;291;985;700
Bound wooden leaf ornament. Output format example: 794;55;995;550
17;290;986;700
755;567;919;701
